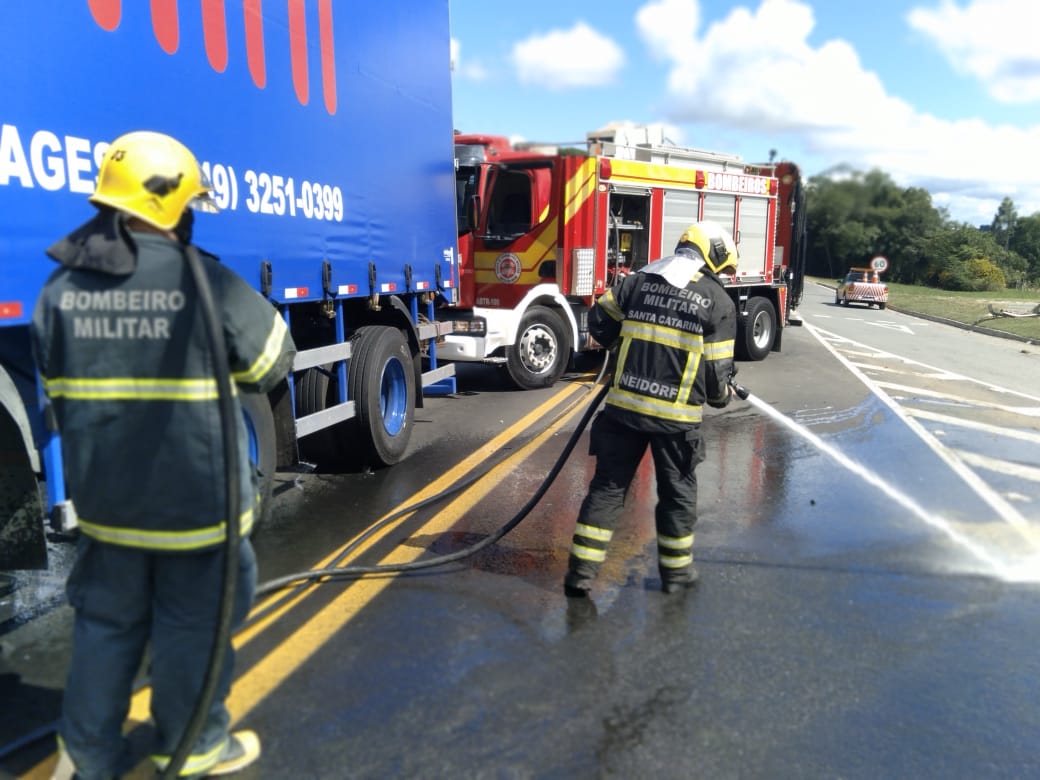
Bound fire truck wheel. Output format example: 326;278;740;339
349;325;416;467
240;390;276;526
506;306;572;390
738;297;776;362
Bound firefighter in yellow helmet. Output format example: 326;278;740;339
88;131;220;230
564;221;737;596
32;131;295;778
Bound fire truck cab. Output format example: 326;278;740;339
445;125;807;389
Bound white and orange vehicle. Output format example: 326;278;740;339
836;264;889;309
444;124;808;389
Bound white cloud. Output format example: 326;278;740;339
451;37;488;81
636;0;701;63
907;0;1040;104
512;22;625;89
634;0;1040;222
637;0;899;132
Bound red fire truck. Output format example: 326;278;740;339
444;125;807;389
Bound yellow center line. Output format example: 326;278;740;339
223;383;594;720
239;379;590;640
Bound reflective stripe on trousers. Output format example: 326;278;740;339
567;412;704;582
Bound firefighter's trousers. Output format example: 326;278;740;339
59;535;257;779
567;411;705;588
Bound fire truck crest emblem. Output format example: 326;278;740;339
495;253;522;284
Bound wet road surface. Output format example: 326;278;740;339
3;284;1040;778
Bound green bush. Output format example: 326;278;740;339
965;257;1007;291
937;257;1006;291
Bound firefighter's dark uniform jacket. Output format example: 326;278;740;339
31;209;296;552
592;247;736;432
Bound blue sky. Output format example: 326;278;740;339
449;0;1040;226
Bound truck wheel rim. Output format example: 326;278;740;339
520;324;556;374
243;408;260;465
380;357;408;435
752;313;771;349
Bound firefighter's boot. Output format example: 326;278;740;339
661;565;700;594
563;555;600;598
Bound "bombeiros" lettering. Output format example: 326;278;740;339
705;172;769;195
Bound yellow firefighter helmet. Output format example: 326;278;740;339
676;221;738;275
89;131;218;230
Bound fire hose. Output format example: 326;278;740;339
158;245;243;780
251;356;613;599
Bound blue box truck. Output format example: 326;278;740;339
0;0;459;568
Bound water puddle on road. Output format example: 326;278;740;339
740;389;1040;584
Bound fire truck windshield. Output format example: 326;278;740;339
483;161;552;241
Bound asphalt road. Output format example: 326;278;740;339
4;282;1040;779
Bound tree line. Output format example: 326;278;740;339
804;166;1040;290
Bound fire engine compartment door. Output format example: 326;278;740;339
702;192;737;240
738;195;770;277
661;190;700;259
607;186;651;272
703;191;765;277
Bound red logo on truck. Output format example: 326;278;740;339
86;0;337;114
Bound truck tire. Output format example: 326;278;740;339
0;420;46;568
296;364;339;469
878;302;887;310
240;391;276;526
349;325;415;467
505;305;571;389
738;296;776;361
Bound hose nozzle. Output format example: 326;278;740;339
729;380;750;400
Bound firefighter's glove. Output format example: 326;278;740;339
707;384;732;409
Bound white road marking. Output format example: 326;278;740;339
812;326;1040;403
872;381;1040;417
906;408;1040;445
953;450;1040;485
866;321;915;334
806;322;1038;546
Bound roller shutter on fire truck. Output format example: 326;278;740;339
662;191;771;278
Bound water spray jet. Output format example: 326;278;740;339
729;381;1040;584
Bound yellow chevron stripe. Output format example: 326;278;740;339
565;158;597;223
